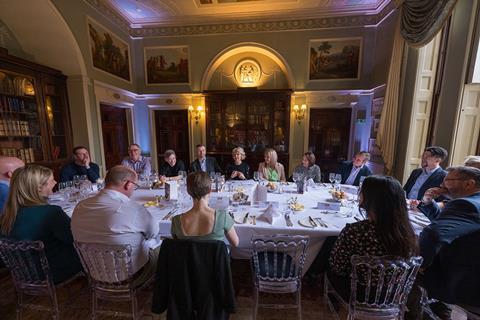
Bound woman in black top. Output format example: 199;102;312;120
159;149;186;181
225;147;249;180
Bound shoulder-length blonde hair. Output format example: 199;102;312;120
1;165;52;235
264;148;278;168
232;147;246;160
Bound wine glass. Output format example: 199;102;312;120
329;173;336;185
293;172;300;183
334;174;342;185
73;175;80;189
210;171;216;182
253;171;260;181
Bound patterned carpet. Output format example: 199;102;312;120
0;259;466;319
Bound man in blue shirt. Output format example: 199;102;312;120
0;156;25;213
404;146;448;200
60;146;100;183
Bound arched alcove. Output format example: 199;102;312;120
201;42;294;91
0;0;87;76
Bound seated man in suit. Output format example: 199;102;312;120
404;146;448;201
337;151;372;186
418;166;480;318
60;146;100;183
190;144;222;175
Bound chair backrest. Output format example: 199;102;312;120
74;241;133;284
0;238;53;290
350;255;423;310
251;235;309;284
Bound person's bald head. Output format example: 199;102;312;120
105;165;138;197
0;156;25;181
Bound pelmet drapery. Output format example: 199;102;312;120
400;0;458;47
376;14;404;174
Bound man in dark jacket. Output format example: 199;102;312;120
190;144;222;175
418;166;480;318
404;146;448;200
336;151;372;186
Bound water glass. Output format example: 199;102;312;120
73;175;81;189
329;173;336;184
334;174;342;185
253;171;260;181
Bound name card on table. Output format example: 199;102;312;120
209;196;229;210
317;201;341;211
165;181;178;201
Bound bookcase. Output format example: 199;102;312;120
205;90;290;171
0;48;72;176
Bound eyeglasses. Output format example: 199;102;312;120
443;178;468;182
127;180;140;190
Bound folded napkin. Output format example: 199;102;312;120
257;203;281;224
306;178;317;189
251;183;267;203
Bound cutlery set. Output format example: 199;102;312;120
309;216;328;228
162;208;177;220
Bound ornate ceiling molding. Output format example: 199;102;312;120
84;0;397;38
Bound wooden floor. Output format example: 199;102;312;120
0;260;466;320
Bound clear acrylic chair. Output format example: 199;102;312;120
74;241;152;320
324;255;423;320
0;238;80;320
250;234;309;320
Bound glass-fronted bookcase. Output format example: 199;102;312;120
205;90;290;172
0;48;72;178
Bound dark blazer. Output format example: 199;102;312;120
423;229;480;307
152;238;236;320
190;157;222;174
60;161;100;183
403;167;447;200
419;192;480;268
337;161;372;186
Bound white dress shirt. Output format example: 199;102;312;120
71;189;159;273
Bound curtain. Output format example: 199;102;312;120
377;12;404;174
400;0;458;47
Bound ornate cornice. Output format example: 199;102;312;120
83;0;397;38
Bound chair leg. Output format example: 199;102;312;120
16;291;23;320
50;288;60;320
253;288;258;320
90;288;97;320
131;290;139;320
297;290;302;320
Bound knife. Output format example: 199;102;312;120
309;216;318;227
315;217;328;228
162;209;177;220
243;212;249;224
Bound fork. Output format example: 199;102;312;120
162;208;177;220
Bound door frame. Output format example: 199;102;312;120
148;105;192;172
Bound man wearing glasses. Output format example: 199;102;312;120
71;165;159;285
121;143;152;176
417;166;480;318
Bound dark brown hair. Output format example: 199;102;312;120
303;152;316;167
187;171;211;200
360;175;417;258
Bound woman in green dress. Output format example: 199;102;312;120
1;165;82;284
171;171;239;246
257;148;286;182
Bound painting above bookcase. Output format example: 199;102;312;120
0;48;72;175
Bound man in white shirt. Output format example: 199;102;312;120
72;165;159;282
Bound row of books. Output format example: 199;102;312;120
0;147;35;163
0;120;31;136
0;96;36;113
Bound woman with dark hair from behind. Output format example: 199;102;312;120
327;175;418;301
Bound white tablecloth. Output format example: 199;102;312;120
54;181;426;273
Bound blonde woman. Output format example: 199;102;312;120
171;172;239;246
0;165;82;283
257;148;286;182
225;147;250;180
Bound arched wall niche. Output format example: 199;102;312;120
201;42;294;91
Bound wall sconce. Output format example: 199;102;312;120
189;105;203;124
293;104;307;123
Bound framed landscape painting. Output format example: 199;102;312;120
87;17;131;82
145;46;190;85
309;38;362;80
